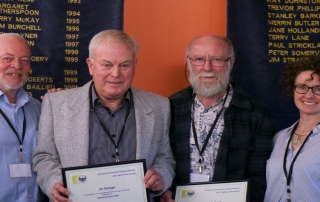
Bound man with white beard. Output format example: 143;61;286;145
160;35;274;202
0;33;47;201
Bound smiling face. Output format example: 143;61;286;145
86;40;136;104
294;71;320;116
0;35;31;95
187;35;235;98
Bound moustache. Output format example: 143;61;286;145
197;72;219;79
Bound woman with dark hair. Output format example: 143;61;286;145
265;55;320;202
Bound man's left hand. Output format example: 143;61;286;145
40;88;64;100
144;168;165;191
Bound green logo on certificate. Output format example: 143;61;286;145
72;175;87;184
72;175;79;184
181;190;195;198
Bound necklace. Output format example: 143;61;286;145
293;132;310;145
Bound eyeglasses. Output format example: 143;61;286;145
294;84;320;95
187;56;231;67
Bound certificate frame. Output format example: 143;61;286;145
175;180;250;202
62;159;149;202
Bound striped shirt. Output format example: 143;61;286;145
89;86;136;164
265;121;320;202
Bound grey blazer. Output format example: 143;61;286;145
32;81;175;200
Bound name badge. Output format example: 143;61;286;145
190;173;210;183
9;164;32;177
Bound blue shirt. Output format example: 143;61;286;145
0;89;45;202
265;122;320;202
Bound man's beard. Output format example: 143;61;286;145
0;73;28;92
188;64;231;97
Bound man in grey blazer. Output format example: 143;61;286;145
32;30;175;202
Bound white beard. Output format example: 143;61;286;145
188;64;231;97
0;73;28;92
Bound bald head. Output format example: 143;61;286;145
186;35;234;58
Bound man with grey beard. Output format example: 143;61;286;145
0;33;47;201
160;35;274;202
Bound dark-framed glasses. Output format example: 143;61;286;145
187;56;231;67
294;84;320;95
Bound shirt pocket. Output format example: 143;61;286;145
229;138;254;151
227;138;255;169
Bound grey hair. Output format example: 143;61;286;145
88;30;139;59
0;33;27;41
185;35;235;58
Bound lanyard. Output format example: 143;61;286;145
192;88;230;172
283;123;312;202
0;107;26;162
89;83;133;162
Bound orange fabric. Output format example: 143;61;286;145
124;0;226;96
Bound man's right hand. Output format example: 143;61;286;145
40;88;64;100
51;180;70;202
160;189;174;202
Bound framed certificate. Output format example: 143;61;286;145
175;180;250;202
62;159;149;202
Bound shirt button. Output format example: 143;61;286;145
111;114;115;118
112;154;116;158
112;134;116;138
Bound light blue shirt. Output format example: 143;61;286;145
0;89;45;202
265;121;320;202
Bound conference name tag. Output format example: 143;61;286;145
9;164;32;177
190;173;210;182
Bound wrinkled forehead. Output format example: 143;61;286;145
92;40;136;63
95;40;134;55
189;37;230;57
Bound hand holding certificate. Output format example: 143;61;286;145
62;160;149;202
175;180;249;202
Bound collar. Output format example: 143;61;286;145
0;88;29;109
278;121;320;149
90;85;131;110
193;85;233;111
285;120;320;140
